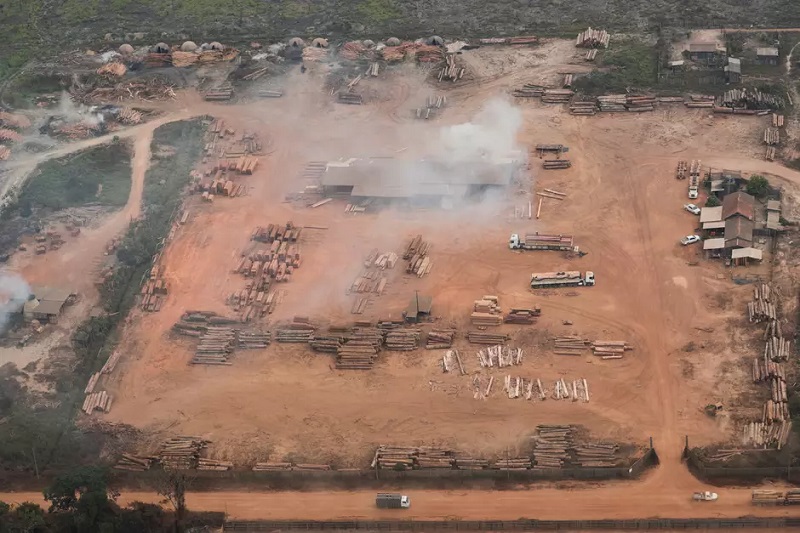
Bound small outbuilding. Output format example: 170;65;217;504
724;57;741;83
703;237;726;258
386;37;401;47
756;47;780;65
688;41;726;65
427;35;444;46
151;42;170;54
724;217;754;249
731;247;763;266
288;37;306;48
311;37;329;48
209;41;224;51
118;43;134;55
404;294;433;323
180;41;198;52
23;286;76;324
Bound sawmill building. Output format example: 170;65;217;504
320;157;520;205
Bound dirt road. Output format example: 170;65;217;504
0;482;795;520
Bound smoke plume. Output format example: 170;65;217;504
0;272;31;333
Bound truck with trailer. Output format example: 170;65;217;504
375;493;411;509
509;233;578;252
530;271;595;289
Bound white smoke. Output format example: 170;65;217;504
57;91;103;126
0;272;31;334
438;98;524;164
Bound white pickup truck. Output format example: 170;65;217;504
692;491;718;501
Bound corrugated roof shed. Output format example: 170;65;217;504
767;200;781;211
725;217;754;247
757;47;779;57
690;42;723;53
725;58;742;74
700;206;723;223
722;191;755;221
30;299;65;316
31;286;72;304
766;210;781;230
703;238;726;250
710;180;724;193
731;247;763;260
703;221;726;230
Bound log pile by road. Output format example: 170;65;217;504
427;329;456;349
468;331;509;344
569;100;598;115
576;27;610;48
336;328;383;369
385;329;420;351
371;445;456;470
532;425;573;468
114;454;156;471
752;489;799;505
252;461;292;471
493;457;532;470
552;378;590;402
441;349;466;374
541;89;574;103
159;437;209;470
477;345;523;368
438;53;465;82
574;442;618;467
553;336;589;355
82;390;112;415
198;458;233;471
192;327;236;365
764;334;790;362
748;283;777;323
404;234;432;277
752;355;784;383
542;159;571;170
743;420;792;448
591;340;633;359
504;308;540;324
720;88;784;110
512;84;545;98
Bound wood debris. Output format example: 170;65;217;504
97;62;127;77
117;107;142;124
441;349;466;375
114;454;156;471
477;345;523;368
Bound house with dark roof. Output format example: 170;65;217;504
756;47;779;65
724;217;754;249
722;191;755;221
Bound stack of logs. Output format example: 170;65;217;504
252;462;292;471
337;92;363;105
569;100;598;116
114;454;155;471
371;446;455;470
591;340;632;360
159;437;209;470
748;283;777;323
512;84;545;98
404;235;432;277
493;457;532;470
773;113;785;127
541;89;573;103
574;443;619;467
625;95;656;112
198;458;233;471
553;336;589;355
477;345;523;368
471;295;502;326
468;331;509;344
82;390;112;415
596;95;626;112
576;27;610;48
676;160;688;179
427;329;456;349
238;331;271;349
552;378;590;402
172;311;239;336
275;317;315;343
504;307;540;324
766;146;776;161
385;329;420;350
543;159;571;170
585;49;598;61
685;95;715;109
336;328;383;369
532;425;573;468
743;420;792;448
204;86;234;101
441;349;466;374
192;328;236;365
764;127;780;146
438;54;465;82
140;265;168;312
503;376;546;400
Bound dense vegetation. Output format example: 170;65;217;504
0;119;205;474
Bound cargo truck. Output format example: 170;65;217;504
509;233;578;252
688;175;699;199
376;493;411;509
530;271;595;289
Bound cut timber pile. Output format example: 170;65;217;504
766;146;776;161
543;159;571;170
404;234;432;277
172;311;239;336
721;88;784;110
596;95;626;112
140;265;168;312
504;308;540;325
773;113;785;128
238;331;271;349
748;283;777;323
310;334;344;353
336;328;382;369
552;378;590;402
114;454;156;471
275;317;315;343
252;462;292;471
468;331;509;344
204;87;234;101
441;349;466;374
385;329;420;351
82;391;112;415
574;442;618;467
563;74;573;88
752;489;792;505
427;329;456;349
532;425;573;468
438;54;465;82
541;89;573;104
743;420;792;449
576;27;610;48
159;436;209;470
676;160;688;179
764;334;790;363
477;345;523;368
624;95;656;112
553;336;590;356
472;295;502;326
513;84;545;98
351;296;370;314
570;100;598;115
198;458;233;471
492;457;532;470
192;327;235;365
591;340;633;360
764;127;780;146
585;49;598;61
258;89;284;98
337;93;363;105
371;445;457;470
752;355;784;383
101;351;122;374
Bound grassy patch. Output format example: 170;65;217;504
573;39;658;95
279;0;316;19
19;142;132;212
355;0;400;25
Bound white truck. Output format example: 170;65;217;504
376;493;411;509
509;233;578;252
692;491;718;502
530;271;595;289
688;175;699;199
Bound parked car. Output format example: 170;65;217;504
692;491;718;501
683;203;701;215
681;235;701;245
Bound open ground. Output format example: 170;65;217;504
4;35;800;522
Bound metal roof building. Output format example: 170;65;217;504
722;191;755;221
700;206;723;223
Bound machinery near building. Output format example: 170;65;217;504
509;233;578;252
530;271;595;289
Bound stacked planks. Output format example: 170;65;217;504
468;331;509;344
441;349;466;374
471;295;502;326
385;329;420;351
114;454;156;471
427;329;456;349
504;307;540;324
553;336;589;355
404;235;433;277
159;436;209;470
532;425;572;469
